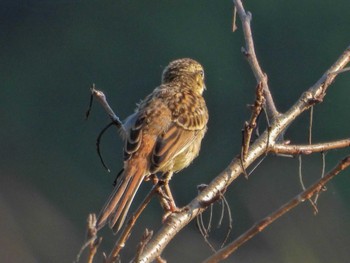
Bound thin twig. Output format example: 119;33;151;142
314;152;327;204
330;66;350;74
242;82;264;161
207;202;213;233
90;84;125;135
239;153;249;178
196;214;217;253
298;155;306;190
196;184;233;252
220;195;233;248
298;155;318;213
86;86;95;119
217;198;225;229
203;156;350;263
96;121;115;172
232;6;237;32
247;155;267;176
88;85;127;171
196;184;217;252
75;214;102;263
308;106;314;144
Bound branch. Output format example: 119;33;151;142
82;2;350;262
234;0;279;120
88;84;125;134
203;156;350;263
136;18;350;263
75;214;102;263
87;85;127;171
270;138;350;155
242;82;264;161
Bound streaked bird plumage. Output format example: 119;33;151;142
96;58;209;233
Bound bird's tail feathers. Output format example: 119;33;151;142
96;165;145;233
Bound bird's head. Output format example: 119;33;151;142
162;58;206;94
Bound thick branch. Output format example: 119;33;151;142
136;0;350;259
137;44;350;263
270;138;350;155
203;156;350;263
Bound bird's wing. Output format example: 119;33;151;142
150;89;208;172
150;125;199;172
123;112;145;161
123;86;208;171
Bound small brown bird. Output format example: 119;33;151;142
96;58;209;233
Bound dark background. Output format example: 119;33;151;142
1;1;349;262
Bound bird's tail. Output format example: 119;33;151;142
96;164;145;233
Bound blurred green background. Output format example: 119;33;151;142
1;0;349;262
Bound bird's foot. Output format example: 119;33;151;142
162;205;187;223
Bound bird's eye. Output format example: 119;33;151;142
199;70;205;79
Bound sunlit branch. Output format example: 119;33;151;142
203;156;350;263
270;139;350;155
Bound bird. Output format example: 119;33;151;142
96;58;209;233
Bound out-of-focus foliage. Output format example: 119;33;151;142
0;1;349;262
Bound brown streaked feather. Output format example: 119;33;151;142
170;89;208;131
123;113;146;161
125;127;142;155
151;126;199;173
148;87;208;173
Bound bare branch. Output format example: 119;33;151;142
313;152;327;204
90;84;125;134
82;2;350;262
242;82;264;160
96;122;115;172
134;229;154;263
136;35;350;263
308;106;314;144
298;155;318;213
203;156;350;263
75;214;102;263
234;0;279;120
232;7;237;32
270;138;350;155
88;85;127;171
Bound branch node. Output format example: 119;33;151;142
241;46;250;57
246;11;252;21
